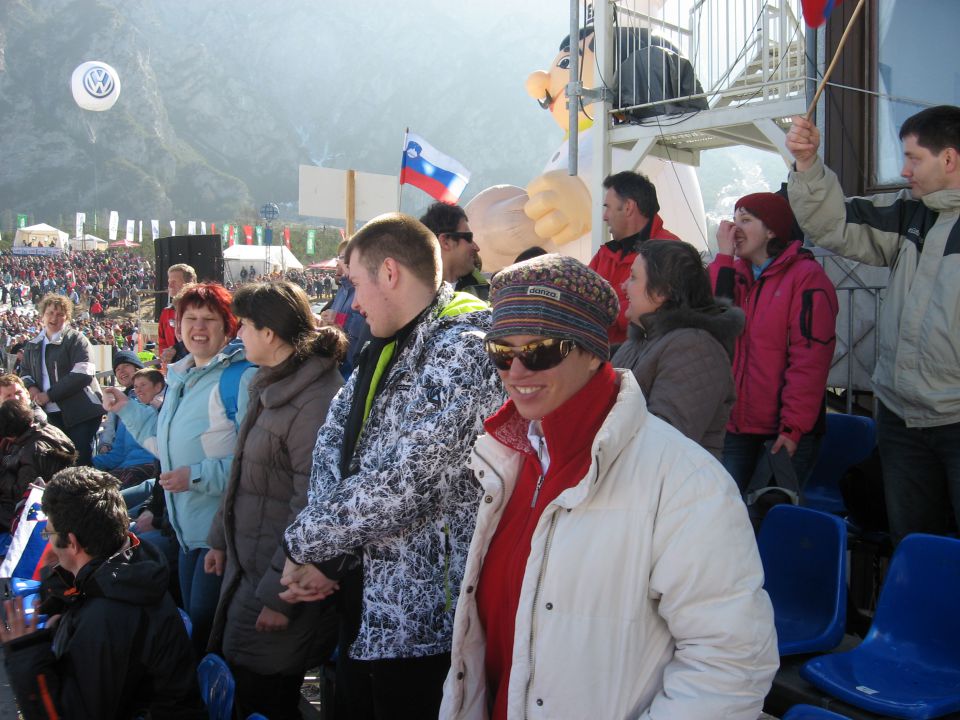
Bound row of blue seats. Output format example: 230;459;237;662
761;504;960;720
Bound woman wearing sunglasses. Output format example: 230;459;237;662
440;255;777;720
612;239;744;459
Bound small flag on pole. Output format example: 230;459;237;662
0;486;52;580
801;0;844;27
400;131;471;204
306;229;316;255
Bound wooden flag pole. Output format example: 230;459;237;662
345;169;357;237
397;127;408;212
805;0;866;121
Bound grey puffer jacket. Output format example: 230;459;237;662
207;347;343;675
612;302;744;458
284;285;504;661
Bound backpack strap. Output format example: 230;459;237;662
219;358;254;425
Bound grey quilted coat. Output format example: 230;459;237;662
207;349;342;675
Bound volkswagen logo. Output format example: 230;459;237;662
83;66;115;98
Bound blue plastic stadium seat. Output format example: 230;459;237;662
178;608;193;638
11;577;41;597
802;414;876;514
801;534;960;719
783;704;853;719
758;504;847;655
197;653;235;720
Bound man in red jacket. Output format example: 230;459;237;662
157;263;196;365
590;171;679;345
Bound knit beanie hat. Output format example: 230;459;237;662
487;254;619;360
113;350;145;371
735;192;796;244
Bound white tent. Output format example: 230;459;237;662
222;244;303;282
13;223;69;255
72;234;109;252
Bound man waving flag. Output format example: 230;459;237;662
400;130;471;204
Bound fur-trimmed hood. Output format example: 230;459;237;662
628;299;745;359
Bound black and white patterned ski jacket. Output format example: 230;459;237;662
284;284;504;660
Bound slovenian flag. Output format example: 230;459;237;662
400;131;471;204
0;486;52;581
801;0;844;27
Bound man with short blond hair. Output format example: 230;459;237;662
282;213;502;718
158;263;197;364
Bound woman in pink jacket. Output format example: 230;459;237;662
710;192;838;492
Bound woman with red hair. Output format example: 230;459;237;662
103;282;257;657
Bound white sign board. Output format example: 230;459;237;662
299;166;397;221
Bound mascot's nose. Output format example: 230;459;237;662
525;70;552;106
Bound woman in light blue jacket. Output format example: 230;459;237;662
103;283;256;656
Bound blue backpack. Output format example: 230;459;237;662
218;341;255;425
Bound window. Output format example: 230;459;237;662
874;0;960;185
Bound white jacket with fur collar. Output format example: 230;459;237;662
440;370;778;720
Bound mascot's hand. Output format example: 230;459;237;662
525;170;592;246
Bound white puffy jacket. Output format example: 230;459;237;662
440;370;778;720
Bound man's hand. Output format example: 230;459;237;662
101;386;129;413
33;391;50;407
98;443;112;455
160;347;176;364
771;433;798;457
133;510;155;534
279;558;339;603
255;606;289;633
319;309;336;326
159;466;191;493
203;548;225;576
524;170;593;246
786;116;821;172
0;597;41;644
716;220;737;256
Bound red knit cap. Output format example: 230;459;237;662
735;192;796;244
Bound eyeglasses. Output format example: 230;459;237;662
442;231;474;243
484;338;576;372
40;528;60;541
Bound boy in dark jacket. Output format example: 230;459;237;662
0;466;206;720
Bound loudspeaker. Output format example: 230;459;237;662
154;234;223;321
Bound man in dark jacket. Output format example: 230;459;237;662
419;202;490;301
0;466;206;720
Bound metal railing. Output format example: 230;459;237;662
609;0;806;117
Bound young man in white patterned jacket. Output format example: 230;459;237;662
280;212;504;719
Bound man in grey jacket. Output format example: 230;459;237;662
787;106;960;542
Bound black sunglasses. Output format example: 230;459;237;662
442;231;474;243
484;338;576;372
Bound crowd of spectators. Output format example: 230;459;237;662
225;266;336;300
0;251;155;363
1;103;958;719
